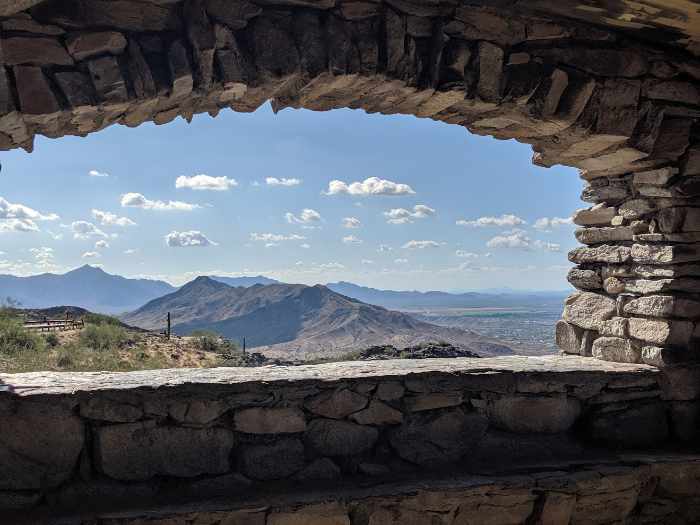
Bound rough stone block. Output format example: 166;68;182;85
619;199;655;219
389;408;487;466
586;403;669;447
55;71;97;108
477;41;504;102
234;407;307;434
238;438;305;481
2;36;73;65
404;392;463;412
80;396;142;422
305;419;378;456
376;381;405;401
592;336;641;364
0;401;84;490
294;458;341;481
87;56;128;103
168;39;194;99
624;295;700;319
94;421;234;481
567;268;602;290
575;226;635;244
305;389;367;419
350;400;403;425
632;243;700;264
569;245;631;264
483;395;581;434
633;167;678;186
562;291;616;331
573;204;616;226
14;66;60;114
66;31;127;61
206;0;262;30
599;317;629;338
555;320;585;354
628;317;694;346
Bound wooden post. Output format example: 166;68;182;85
166;312;171;340
242;336;246;354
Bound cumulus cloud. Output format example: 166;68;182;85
342;235;363;245
30;247;55;268
71;221;108;240
533;216;574;230
456;251;479;259
165;230;218;248
403;240;442;250
175;174;238;191
457;214;526;228
326;177;415;197
95;240;110;249
267;177;301;187
319;262;345;270
300;243;311;249
88;169;109;178
121;193;200;211
286;208;322;225
92;209;136;227
342;217;361;229
384;204;436;224
250;233;306;242
124;249;137;255
486;229;561;252
82;251;100;259
0;197;59;234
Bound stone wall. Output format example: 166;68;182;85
0;0;699;366
0;356;697;523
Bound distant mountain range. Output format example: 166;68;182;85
121;277;514;359
326;281;568;309
0;265;176;314
210;275;279;287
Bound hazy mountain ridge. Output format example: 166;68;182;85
122;277;514;359
0;265;176;314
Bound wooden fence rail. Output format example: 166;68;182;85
23;319;85;332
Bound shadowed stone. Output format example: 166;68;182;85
2;36;73;65
0;401;84;490
306;419;378;456
239;438;305;480
305;389;368;419
482;395;581;434
350;400;403;425
235;407;307;434
586;403;669;447
66;31;127;61
14;66;60;114
94;421;233;481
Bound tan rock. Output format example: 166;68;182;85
350;400;403;425
404;392;463;412
628;317;694;346
2;36;73;66
573;204;616;226
624;295;700;319
484;394;581;433
592;337;641;364
66;31;128;61
562;291;616;330
235;407;307;434
305;389;368;419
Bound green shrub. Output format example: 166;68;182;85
189;330;239;354
0;316;44;355
82;312;122;326
79;323;128;351
44;332;60;348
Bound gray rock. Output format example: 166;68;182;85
238;438;305;481
569;245;631;264
0;401;84;490
305;419;378;456
168;399;228;426
631;243;700;264
14;66;60;115
80;396;143;422
235;407;307;434
350;400;403;425
599;317;629;338
592;337;642;364
87;56;128;103
389;408;488;466
305;389;368;419
404;392;463;412
294;458;341;481
376;381;405;401
483;395;581;434
2;36;73;65
628;317;694;346
624;295;700;319
575;226;635;245
562;291;616;331
573;204;616;226
555;320;585;354
94;421;233;481
66;31;127;61
586;403;669;447
619;199;655;219
633;167;678;186
567;268;602;290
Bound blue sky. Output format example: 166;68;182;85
0;104;583;291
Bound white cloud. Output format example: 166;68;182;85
92;209;136;227
342;217;361;229
165;230;218;248
0;197;59;234
394;258;409;264
403;240;442;250
342;235;363;245
533;216;574;230
300;243;311;249
88;169;109;178
82;251;100;259
121;193;200;211
47;230;64;240
362;259;374;265
456;251;479;259
0;219;39;233
378;244;393;252
71;221;108;240
250;233;306;242
175;174;238;191
319;262;345;270
286;208;322;225
124;249;137;255
266;177;301;187
384;204;436;224
457;214;526;228
486;229;560;252
95;240;110;249
326;177;415;197
29;247;55;268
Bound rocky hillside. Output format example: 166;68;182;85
122;277;514;359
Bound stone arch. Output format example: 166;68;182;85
0;0;699;367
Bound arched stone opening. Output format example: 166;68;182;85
1;0;699;369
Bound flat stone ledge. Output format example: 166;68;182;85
0;356;658;396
